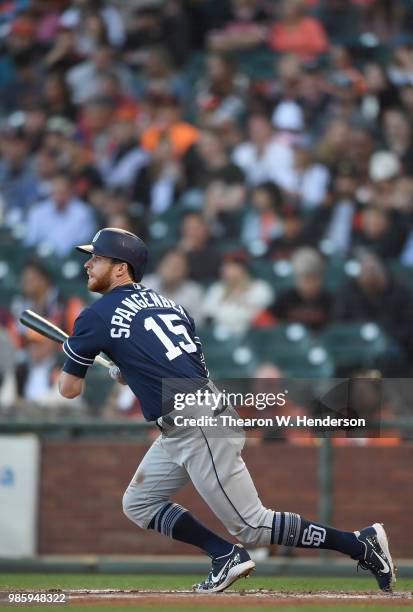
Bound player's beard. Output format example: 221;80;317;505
87;267;113;294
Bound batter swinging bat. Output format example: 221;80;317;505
19;309;111;369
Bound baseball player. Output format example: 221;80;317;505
59;228;395;593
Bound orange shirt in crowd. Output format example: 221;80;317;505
141;122;199;158
268;17;328;59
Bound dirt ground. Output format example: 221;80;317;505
3;588;409;607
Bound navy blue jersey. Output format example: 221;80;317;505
62;283;208;420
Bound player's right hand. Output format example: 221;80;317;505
109;365;127;385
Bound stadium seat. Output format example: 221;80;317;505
149;206;184;239
0;257;18;306
249;259;294;294
387;260;413;292
198;326;259;379
238;48;278;80
319;322;390;375
243;324;334;378
324;257;351;292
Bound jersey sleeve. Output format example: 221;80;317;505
62;308;107;378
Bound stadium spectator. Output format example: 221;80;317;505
19;104;48;153
0;1;30;28
195;52;248;127
43;115;76;149
141;93;199;159
366;150;402;210
332;370;402;447
42;71;77;121
178;211;220;283
241;181;283;248
105;211;146;240
134;45;189;104
0;14;44;113
42;20;80;72
202;251;273;335
30;0;62;46
93;70;139;116
334;252;413;366
31;146;61;203
347;127;374;181
380;108;413;172
321;0;361;45
270;247;333;330
267;203;310;260
206;0;268;53
76;96;114;154
267;0;329;59
329;45;367;98
24;173;97;256
0;124;37;224
361;62;401;123
11;258;84;338
103;384;144;420
122;1;189;68
59;0;125;51
308;161;359;256
281;136;330;209
88;187;133;225
133;137;183;214
232;113;294;187
144;248;204;325
296;61;332;134
56;134;104;202
359;1;405;43
98;107;148;193
66;42;134;104
184;128;246;229
271;100;305;144
352;206;408;259
316;119;352;168
13;330;62;406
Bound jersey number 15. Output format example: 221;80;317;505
144;314;197;361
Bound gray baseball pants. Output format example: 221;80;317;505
122;399;275;547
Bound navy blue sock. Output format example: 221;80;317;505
272;512;364;558
148;502;234;558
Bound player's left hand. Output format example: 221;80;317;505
109;365;127;385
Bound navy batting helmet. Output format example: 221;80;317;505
76;228;148;282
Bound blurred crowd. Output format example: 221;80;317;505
1;0;413;430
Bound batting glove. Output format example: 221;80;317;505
109;365;127;385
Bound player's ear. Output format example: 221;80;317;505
112;260;125;278
119;261;129;277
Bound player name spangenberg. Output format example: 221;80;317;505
173;415;367;427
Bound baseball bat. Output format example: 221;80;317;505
19;309;111;369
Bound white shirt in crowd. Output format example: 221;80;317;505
202;279;273;336
281;163;330;209
23;358;55;402
232;139;294;188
